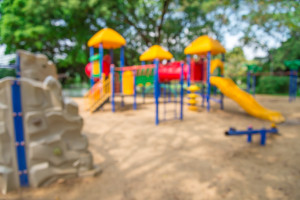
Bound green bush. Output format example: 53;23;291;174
0;68;16;79
256;76;290;94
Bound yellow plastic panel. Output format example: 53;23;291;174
92;61;100;76
139;45;173;61
123;71;134;95
210;76;285;123
87;28;126;49
210;59;224;75
184;35;226;55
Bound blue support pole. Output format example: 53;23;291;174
247;127;252;143
99;43;103;78
110;64;115;112
141;61;146;103
187;54;191;87
133;70;137;110
89;47;94;87
220;54;225;110
163;84;166;120
206;51;211;111
260;129;266;146
110;49;114;65
201;85;205;107
247;72;251;93
294;70;298;100
289;70;293;102
252;75;256;96
180;62;184;120
120;46;125;107
12;54;29;187
154;59;159;125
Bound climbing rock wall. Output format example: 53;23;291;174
0;78;20;194
0;51;95;194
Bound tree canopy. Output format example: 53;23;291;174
0;0;299;78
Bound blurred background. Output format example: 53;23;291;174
0;0;299;96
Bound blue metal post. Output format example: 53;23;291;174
133;70;137;110
141;61;146;103
247;72;250;93
180;62;184;120
206;52;211;111
220;54;225;110
12;54;29;186
201;85;205;107
289;70;293;102
154;59;159;125
120;46;125;106
260;129;266;146
99;43;103;78
110;49;114;65
252;75;256;96
187;54;191;87
110;64;115;112
294;70;298;100
163;84;166;120
247;127;252;143
89;47;94;87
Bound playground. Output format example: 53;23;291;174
4;95;300;200
0;1;299;198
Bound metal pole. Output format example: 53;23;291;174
247;72;250;93
180;61;184;120
187;54;191;87
99;43;103;78
154;59;159;125
120;46;125;106
12;53;29;186
252;75;256;96
206;51;211;111
89;47;94;87
133;70;137;110
220;53;225;110
110;49;114;65
111;64;115;112
141;61;145;104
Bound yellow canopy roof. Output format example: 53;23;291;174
184;35;226;55
139;45;173;61
87;28;126;49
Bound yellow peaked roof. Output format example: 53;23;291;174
184;35;226;55
87;28;126;49
139;45;173;61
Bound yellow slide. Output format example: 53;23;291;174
210;76;285;123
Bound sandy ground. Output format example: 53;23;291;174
3;95;300;200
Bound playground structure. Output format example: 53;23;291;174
246;63;299;101
0;50;96;194
183;36;285;123
225;124;279;146
85;29;185;125
85;28;285;124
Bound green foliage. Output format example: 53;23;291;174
0;0;234;79
256;76;290;94
0;68;16;78
265;33;300;71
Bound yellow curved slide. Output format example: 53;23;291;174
210;76;285;123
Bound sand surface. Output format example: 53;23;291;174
3;95;300;200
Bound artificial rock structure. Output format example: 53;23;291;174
0;50;95;194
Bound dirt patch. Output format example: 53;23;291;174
3;95;300;200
